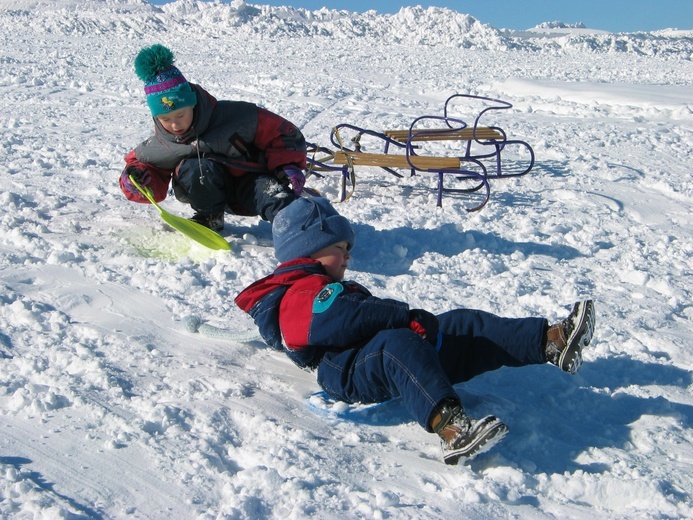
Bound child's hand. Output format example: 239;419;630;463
120;166;151;196
282;165;305;195
409;309;439;346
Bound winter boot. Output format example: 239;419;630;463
190;211;224;232
545;300;595;374
430;399;508;465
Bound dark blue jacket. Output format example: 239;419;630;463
235;258;411;369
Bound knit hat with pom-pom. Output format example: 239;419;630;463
134;44;197;117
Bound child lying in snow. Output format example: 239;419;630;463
118;44;306;231
235;197;596;464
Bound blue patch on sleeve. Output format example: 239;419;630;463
313;283;344;313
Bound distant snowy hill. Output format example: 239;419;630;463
2;0;692;55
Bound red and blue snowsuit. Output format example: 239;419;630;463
119;84;306;221
235;258;548;430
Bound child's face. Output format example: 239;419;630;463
310;241;351;280
156;106;194;135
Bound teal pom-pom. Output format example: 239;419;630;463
134;44;175;81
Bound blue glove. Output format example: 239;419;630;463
121;166;151;196
282;165;305;195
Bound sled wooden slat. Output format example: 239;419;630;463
332;151;461;170
384;127;503;142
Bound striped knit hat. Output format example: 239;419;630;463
134;44;197;117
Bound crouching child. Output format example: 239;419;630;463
118;44;307;231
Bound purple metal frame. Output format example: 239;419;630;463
442;93;535;178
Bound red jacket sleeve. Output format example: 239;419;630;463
119;150;173;203
252;107;307;172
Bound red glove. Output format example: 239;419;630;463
409;309;439;346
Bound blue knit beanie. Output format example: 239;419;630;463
134;44;197;117
273;197;355;263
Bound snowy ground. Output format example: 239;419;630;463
1;1;692;519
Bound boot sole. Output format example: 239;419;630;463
443;417;509;465
559;300;596;374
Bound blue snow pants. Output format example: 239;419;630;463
172;157;298;222
316;308;547;431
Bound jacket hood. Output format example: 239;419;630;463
235;258;326;313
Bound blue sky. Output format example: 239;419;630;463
148;0;692;32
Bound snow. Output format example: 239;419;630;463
1;0;692;518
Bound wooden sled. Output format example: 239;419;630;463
306;94;535;212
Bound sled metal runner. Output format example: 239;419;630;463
306;93;535;212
